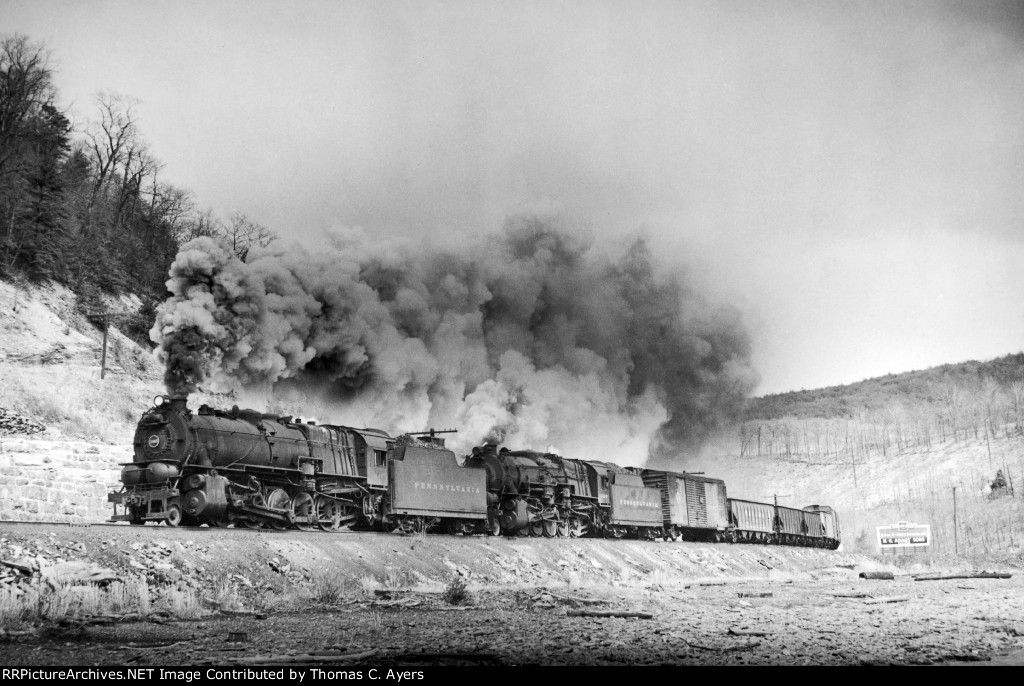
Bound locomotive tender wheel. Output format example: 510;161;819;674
164;504;182;527
488;517;501;537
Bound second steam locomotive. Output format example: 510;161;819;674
109;396;840;549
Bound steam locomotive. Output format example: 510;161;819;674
108;396;840;549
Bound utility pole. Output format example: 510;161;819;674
85;309;113;380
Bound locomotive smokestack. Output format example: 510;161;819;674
169;396;188;413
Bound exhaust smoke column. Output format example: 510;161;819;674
152;216;758;466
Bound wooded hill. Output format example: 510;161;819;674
738;352;1024;466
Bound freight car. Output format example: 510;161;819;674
108;396;491;534
640;470;732;542
726;498;841;549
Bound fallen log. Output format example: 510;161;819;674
539;591;607;605
566;609;653;619
913;572;1012;581
863;596;909;605
832;592;872;598
231;649;378;665
1;560;34;574
859;571;895;580
728;628;771;637
683;638;760;652
386;653;500;662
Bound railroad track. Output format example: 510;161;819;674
0;519;375;536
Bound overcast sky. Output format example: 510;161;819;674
6;0;1024;395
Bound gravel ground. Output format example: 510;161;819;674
3;571;1023;666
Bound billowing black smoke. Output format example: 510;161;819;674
152;216;758;465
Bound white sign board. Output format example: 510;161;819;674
876;521;930;553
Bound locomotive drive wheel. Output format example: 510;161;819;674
569;520;583;538
265;488;292;530
529;521;544;537
164;504;182;527
542;520;558;537
315;495;342;532
557;521;570;537
291;492;316;531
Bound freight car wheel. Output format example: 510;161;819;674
164;504;182;527
542;520;558;537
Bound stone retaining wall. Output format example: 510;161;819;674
0;437;126;522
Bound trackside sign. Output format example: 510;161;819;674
876;521;930;554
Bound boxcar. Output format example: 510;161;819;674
641;470;730;541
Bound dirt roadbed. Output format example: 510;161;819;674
2;575;1024;666
1;522;1022;666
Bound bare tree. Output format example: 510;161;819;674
219;210;277;260
1010;379;1024;435
0;35;55;181
84;92;140;196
